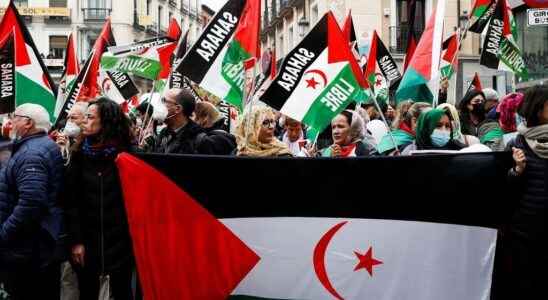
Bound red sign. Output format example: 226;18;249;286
525;0;548;8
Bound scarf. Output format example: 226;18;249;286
81;138;119;159
235;106;292;157
518;124;548;159
497;92;524;133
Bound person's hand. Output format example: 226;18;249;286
56;134;67;147
304;142;317;157
72;244;85;267
512;147;526;174
331;144;342;157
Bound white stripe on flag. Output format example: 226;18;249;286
279;50;347;122
224;218;496;300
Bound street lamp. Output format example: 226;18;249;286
298;17;309;37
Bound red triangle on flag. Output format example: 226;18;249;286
167;18;182;41
116;153;260;300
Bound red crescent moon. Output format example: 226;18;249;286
304;69;328;87
313;221;347;300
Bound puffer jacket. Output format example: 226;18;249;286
65;148;133;274
507;134;548;240
0;133;64;268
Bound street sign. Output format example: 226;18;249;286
528;8;548;26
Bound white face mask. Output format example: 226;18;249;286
64;121;81;138
9;127;18;141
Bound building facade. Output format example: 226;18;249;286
261;0;546;102
0;0;205;81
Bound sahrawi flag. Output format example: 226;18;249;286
117;152;500;300
363;30;402;103
466;72;484;93
54;33;79;119
396;0;446;104
480;0;528;80
0;2;56;119
54;18;115;127
469;0;496;33
176;0;258;112
440;30;459;80
259;12;364;139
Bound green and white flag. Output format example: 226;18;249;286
259;12;364;139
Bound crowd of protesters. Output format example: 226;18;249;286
0;84;546;299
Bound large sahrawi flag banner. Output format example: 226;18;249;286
480;0;528;80
175;0;247;108
259;12;363;139
117;152;513;300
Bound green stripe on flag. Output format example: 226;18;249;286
101;55;161;80
395;67;433;104
473;5;488;17
302;64;360;135
222;41;251;111
16;72;56;120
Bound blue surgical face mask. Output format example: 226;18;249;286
515;113;524;128
430;129;451;147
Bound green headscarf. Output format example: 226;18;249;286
415;108;450;148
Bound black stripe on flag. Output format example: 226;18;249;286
480;0;504;69
138;152;515;229
106;71;139;100
0;34;14;114
175;0;246;84
375;35;401;88
259;14;328;111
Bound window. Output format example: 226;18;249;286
88;0;107;8
169;11;173;22
49;36;68;59
310;4;318;25
278;33;284;56
50;0;67;7
147;0;152;15
158;6;163;29
514;9;548;83
392;0;425;53
288;26;294;49
13;0;28;7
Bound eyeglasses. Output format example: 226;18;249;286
261;119;276;128
13;114;31;120
161;97;179;106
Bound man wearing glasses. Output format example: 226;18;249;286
0;104;65;299
154;88;205;154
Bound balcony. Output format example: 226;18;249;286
146;22;158;35
82;8;111;21
388;25;424;54
169;0;177;8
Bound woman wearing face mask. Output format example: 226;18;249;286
458;90;487;136
506;85;548;299
55;101;89;163
438;103;480;147
317;110;376;157
64;97;139;299
235;106;292;157
402;108;465;155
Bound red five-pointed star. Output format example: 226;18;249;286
354;246;383;276
306;77;319;89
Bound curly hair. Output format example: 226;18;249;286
518;85;548;127
88;97;133;148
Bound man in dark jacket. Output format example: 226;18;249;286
153;88;205;154
0;103;64;299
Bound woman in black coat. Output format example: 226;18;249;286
65;97;138;300
507;85;548;299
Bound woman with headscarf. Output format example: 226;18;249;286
319;110;376;157
438;103;480;146
458;90;487;136
377;101;431;155
402;108;465;154
506;85;548;298
498;92;524;146
235;106;292;157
